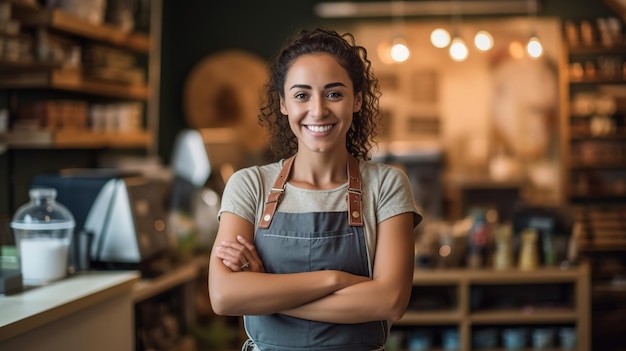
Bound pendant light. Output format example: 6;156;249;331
474;30;494;51
429;0;451;49
430;27;451;48
450;37;469;61
525;0;543;58
448;1;468;62
390;0;410;63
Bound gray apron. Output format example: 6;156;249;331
243;155;387;351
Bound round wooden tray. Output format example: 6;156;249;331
183;50;269;151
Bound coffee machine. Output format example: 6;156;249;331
31;169;171;275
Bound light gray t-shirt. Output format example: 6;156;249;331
218;159;422;266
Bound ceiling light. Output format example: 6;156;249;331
449;37;468;61
431;28;451;48
390;37;410;62
526;35;543;58
474;30;494;51
525;0;542;58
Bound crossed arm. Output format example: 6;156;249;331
208;211;415;324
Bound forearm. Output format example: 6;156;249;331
209;264;366;316
281;278;411;324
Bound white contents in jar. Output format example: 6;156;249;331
19;237;69;284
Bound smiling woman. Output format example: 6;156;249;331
279;53;362;158
208;28;422;351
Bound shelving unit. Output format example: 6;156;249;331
0;0;162;215
392;264;590;351
562;29;626;253
0;0;158;149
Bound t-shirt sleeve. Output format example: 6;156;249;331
376;165;423;228
218;167;262;225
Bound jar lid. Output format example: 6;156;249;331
10;220;75;230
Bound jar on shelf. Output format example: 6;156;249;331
493;224;514;270
466;209;491;269
10;188;75;285
518;228;539;271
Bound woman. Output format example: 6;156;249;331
209;27;422;351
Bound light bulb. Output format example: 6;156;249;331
430;28;451;48
390;38;410;62
526;36;543;58
474;30;494;51
449;37;468;62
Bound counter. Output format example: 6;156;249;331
0;271;140;351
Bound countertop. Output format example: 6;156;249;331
0;270;140;343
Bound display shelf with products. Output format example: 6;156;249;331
391;264;590;351
0;0;158;149
563;17;626;252
0;0;161;215
562;12;626;351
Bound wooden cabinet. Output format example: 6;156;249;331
0;0;161;214
561;12;626;253
391;264;590;351
0;0;160;150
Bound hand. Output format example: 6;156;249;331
215;235;265;273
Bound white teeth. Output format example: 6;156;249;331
306;125;333;133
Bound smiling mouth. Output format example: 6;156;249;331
306;124;334;133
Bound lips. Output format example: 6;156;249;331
306;124;334;133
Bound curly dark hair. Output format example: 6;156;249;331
259;27;381;161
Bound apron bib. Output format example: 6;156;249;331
243;155;387;351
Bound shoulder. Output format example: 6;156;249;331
223;160;283;198
228;161;282;184
359;159;411;184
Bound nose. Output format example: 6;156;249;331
309;95;327;118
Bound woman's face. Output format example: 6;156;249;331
280;53;362;155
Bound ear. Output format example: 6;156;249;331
353;92;363;113
280;97;288;115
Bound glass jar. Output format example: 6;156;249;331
518;228;539;271
10;188;75;285
493;224;514;270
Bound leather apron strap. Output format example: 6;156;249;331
258;154;363;229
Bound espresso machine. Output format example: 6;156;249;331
31;169;171;276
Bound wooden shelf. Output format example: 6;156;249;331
570;134;626;141
567;44;626;55
397;310;462;325
132;257;206;303
569;77;626;84
413;266;585;285
395;265;590;351
0;130;152;148
0;69;149;99
13;8;150;53
569;163;626;170
470;309;578;324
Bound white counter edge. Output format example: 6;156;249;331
0;270;140;343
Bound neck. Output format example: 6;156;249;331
289;151;349;190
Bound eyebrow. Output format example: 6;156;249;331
288;82;347;91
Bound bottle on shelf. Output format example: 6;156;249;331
493;224;514;270
518;228;539;271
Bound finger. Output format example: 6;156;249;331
237;235;257;254
221;259;240;272
220;240;247;252
223;239;255;267
217;242;250;264
214;248;238;263
214;245;241;261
